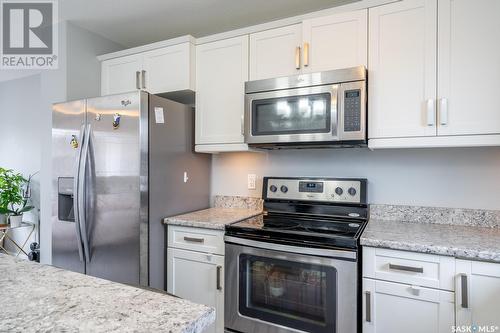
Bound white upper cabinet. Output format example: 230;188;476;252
101;54;142;96
455;260;500;329
369;0;500;148
302;10;368;73
100;39;195;96
141;42;195;94
437;0;500;136
249;24;302;80
368;0;437;139
195;36;249;148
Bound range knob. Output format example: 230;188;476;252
280;185;288;193
335;187;343;195
348;187;357;196
269;185;277;193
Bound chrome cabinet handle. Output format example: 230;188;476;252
388;263;424;273
295;46;301;70
216;265;222;291
303;42;310;67
135;71;141;90
183;236;204;243
439;98;448;125
426;99;435;126
365;291;371;322
141;70;146;89
73;124;86;262
241;114;245;136
460;273;468;308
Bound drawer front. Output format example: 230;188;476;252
168;225;225;255
363;247;455;291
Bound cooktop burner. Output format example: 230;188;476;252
261;214;362;237
225;177;369;250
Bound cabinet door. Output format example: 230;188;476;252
142;43;195;94
167;248;224;333
195;36;249;145
302;9;367;73
363;278;455;333
101;54;142;96
249;24;302;80
456;260;500;329
368;0;437;139
437;0;500;136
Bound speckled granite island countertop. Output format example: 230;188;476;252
163;195;263;230
361;204;500;262
0;254;215;333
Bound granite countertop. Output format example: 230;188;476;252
361;205;500;262
0;254;215;333
164;207;262;230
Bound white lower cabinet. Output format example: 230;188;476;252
167;226;225;333
363;247;500;333
167;248;224;333
455;260;500;329
363;278;455;333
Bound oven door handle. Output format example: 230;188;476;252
224;236;356;260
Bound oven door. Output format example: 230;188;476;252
225;237;358;333
244;84;339;145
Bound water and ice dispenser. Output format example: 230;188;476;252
58;177;75;222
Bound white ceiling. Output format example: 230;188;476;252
60;0;358;47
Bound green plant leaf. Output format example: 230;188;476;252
18;205;34;214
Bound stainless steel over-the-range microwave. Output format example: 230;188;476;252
244;66;367;149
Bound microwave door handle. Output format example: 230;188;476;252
332;86;339;138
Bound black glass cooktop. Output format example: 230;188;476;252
226;213;367;250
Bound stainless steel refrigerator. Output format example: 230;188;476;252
52;91;210;290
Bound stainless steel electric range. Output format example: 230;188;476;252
224;177;369;333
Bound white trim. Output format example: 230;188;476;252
195;0;399;45
97;0;399;61
368;135;500;149
195;143;264;154
97;35;196;61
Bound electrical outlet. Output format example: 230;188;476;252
247;174;256;190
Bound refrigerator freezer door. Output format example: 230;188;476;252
85;92;144;285
52;100;86;274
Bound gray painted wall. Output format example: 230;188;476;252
0;75;42;234
211;147;500;210
0;22;123;264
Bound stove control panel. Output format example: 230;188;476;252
264;177;366;204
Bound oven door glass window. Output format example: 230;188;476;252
251;93;331;136
239;254;337;333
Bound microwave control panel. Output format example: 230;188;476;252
343;89;361;132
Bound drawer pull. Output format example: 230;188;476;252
183;236;205;243
388;263;424;273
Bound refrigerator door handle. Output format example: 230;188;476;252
86;125;97;261
73;124;86;262
79;123;92;263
